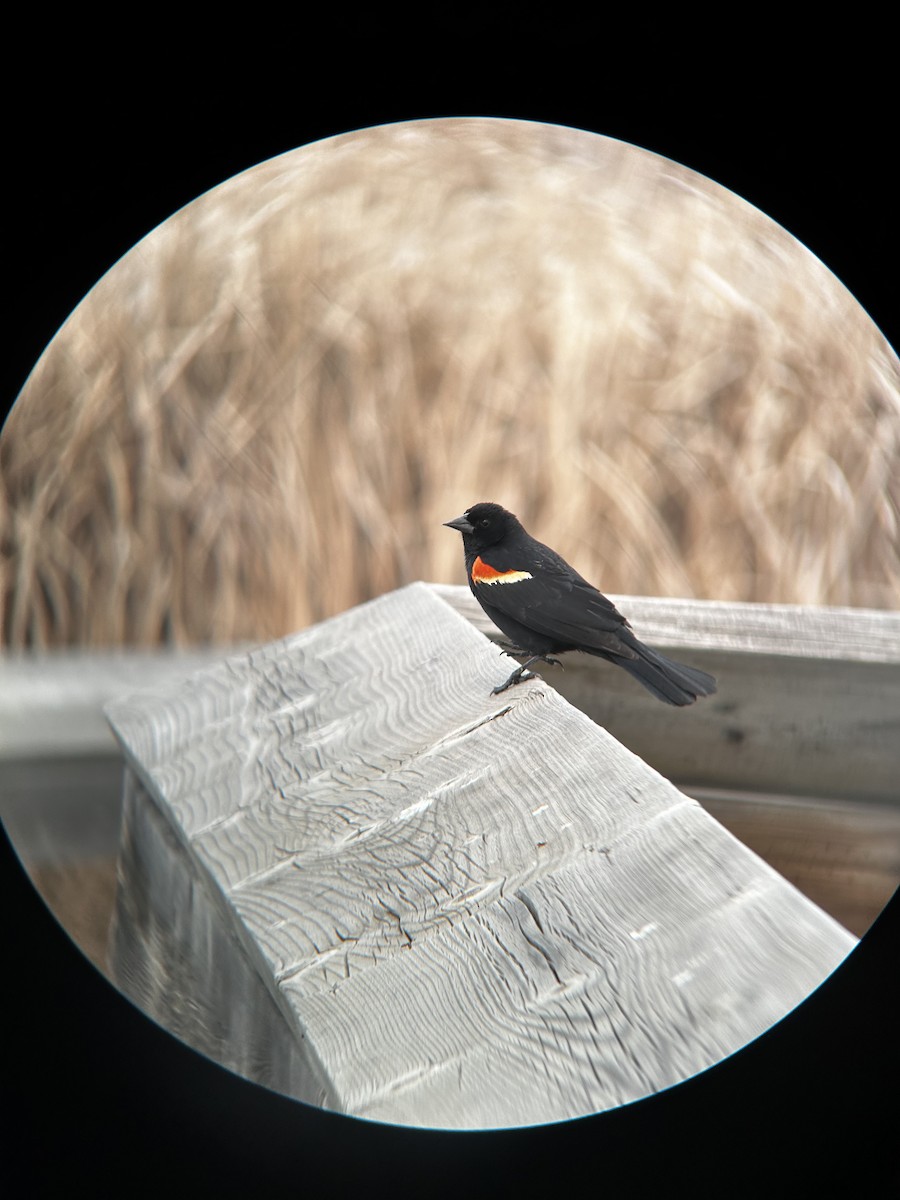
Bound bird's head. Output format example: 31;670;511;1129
443;502;521;550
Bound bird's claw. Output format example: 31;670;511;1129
491;667;538;695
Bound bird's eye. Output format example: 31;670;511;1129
480;518;490;527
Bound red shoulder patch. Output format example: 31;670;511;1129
472;556;534;586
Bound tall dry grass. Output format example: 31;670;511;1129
2;118;898;649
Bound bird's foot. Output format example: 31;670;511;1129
490;654;560;695
491;666;536;695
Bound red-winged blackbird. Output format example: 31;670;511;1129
444;501;717;704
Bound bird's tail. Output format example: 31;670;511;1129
608;639;717;706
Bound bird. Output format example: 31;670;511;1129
444;502;717;704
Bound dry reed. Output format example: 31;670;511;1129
2;118;898;649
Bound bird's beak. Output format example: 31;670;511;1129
444;513;475;535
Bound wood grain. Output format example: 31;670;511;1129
105;582;857;1128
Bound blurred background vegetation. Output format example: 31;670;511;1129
2;118;898;650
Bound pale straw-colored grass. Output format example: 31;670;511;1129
2;118;898;649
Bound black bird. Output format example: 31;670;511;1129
444;502;717;704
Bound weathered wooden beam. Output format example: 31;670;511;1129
430;584;900;805
105;582;856;1129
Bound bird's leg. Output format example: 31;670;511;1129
491;654;563;695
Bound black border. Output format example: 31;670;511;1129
6;62;899;1194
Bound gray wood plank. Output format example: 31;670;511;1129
110;769;338;1107
430;584;900;804
429;584;900;661
686;787;900;937
105;582;856;1129
0;648;240;757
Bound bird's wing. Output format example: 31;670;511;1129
473;548;638;659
